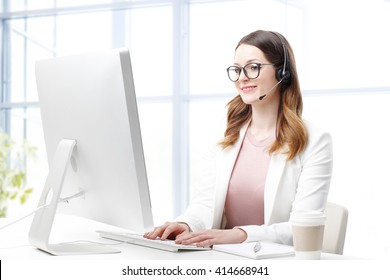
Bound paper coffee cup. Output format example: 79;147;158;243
290;211;326;260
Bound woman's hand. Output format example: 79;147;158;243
175;228;247;247
144;222;191;240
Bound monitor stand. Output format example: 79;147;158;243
28;139;120;256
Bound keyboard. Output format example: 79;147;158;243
97;230;211;252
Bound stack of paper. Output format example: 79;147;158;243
213;242;295;259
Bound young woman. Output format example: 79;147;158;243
145;30;333;247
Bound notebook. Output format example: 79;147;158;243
213;241;295;259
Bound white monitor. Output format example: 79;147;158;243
29;49;154;255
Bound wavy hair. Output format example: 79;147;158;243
219;30;307;161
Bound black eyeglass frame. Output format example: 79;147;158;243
226;63;273;82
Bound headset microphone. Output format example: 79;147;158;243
258;76;285;100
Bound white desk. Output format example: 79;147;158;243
5;214;388;280
0;214;354;260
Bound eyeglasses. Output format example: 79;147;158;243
226;63;273;82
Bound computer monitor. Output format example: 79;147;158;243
29;49;154;255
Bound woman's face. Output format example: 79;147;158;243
233;44;279;105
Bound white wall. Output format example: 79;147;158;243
303;92;390;259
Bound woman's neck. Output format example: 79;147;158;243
249;101;279;141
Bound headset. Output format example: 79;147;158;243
258;31;292;100
269;31;291;87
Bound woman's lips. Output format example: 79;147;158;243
241;85;257;93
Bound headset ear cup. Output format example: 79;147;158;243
282;70;291;86
276;68;291;87
276;68;284;81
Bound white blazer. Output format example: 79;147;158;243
176;120;333;245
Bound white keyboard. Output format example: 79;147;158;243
97;230;211;252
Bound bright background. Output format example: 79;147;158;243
1;0;389;260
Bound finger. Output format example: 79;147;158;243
185;235;216;247
144;228;161;239
160;223;183;240
174;232;197;244
195;238;216;248
179;232;212;245
144;223;170;239
175;231;189;240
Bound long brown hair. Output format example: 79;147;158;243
219;30;307;161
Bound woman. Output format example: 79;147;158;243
145;30;333;247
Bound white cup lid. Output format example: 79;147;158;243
290;210;326;226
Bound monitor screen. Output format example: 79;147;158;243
29;49;154;255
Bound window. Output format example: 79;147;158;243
0;1;174;224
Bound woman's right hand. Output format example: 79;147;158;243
143;222;191;241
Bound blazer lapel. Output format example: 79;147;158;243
264;151;287;224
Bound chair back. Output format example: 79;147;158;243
322;202;349;254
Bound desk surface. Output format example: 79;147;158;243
0;214;354;260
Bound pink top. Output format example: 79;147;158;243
224;129;274;229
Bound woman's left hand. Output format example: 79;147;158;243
174;228;247;247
